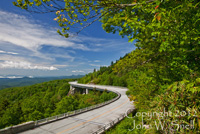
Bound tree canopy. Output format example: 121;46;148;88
13;0;199;40
13;0;153;36
13;0;200;72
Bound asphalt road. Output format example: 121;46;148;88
20;82;135;134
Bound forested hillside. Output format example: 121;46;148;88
0;79;116;129
79;48;200;134
78;56;128;87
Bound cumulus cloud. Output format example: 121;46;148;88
0;61;58;70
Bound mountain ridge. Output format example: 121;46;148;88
0;75;84;90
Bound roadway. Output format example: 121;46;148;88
20;82;135;134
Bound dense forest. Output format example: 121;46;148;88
0;79;117;129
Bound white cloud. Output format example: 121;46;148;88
89;64;108;67
0;50;18;55
0;10;133;55
72;70;85;73
0;10;134;76
0;61;58;70
6;76;23;79
76;35;134;52
0;55;31;63
53;64;68;68
94;60;100;62
0;10;91;66
0;10;90;52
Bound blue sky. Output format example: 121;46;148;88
0;0;135;77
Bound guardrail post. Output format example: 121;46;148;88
35;121;38;125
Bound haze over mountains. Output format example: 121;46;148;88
0;75;84;90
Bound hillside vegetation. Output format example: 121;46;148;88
77;2;200;133
79;47;200;133
0;79;117;129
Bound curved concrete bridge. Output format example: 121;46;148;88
20;82;135;134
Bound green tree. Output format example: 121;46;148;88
55;95;78;114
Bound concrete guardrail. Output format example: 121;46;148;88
0;121;35;134
92;108;134;134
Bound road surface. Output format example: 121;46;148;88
20;82;134;134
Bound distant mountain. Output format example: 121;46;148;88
0;75;84;90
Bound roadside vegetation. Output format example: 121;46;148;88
0;79;117;129
79;48;200;133
12;0;200;133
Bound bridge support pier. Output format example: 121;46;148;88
86;88;88;94
68;85;76;95
69;85;89;95
70;84;105;95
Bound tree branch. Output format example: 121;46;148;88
115;0;156;8
76;11;109;34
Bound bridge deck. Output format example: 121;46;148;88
20;82;135;134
